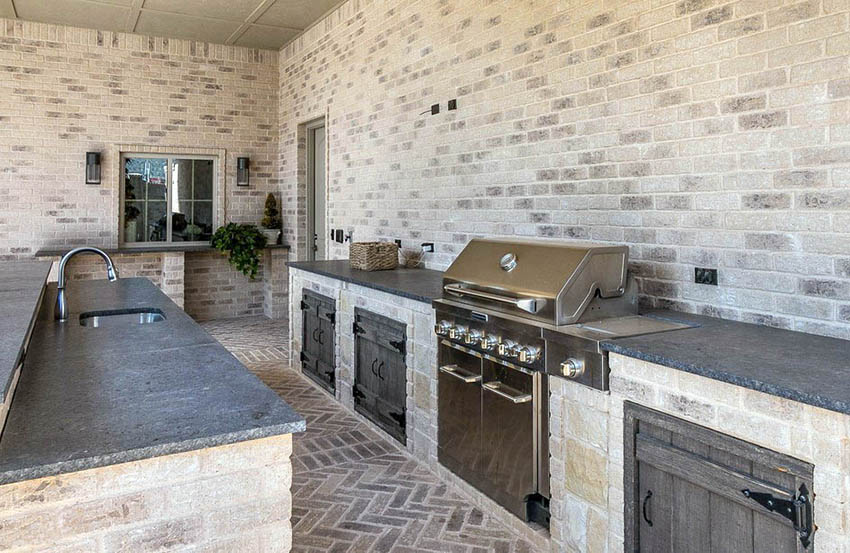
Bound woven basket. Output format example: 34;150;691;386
349;242;399;271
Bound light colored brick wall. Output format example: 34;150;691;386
184;251;266;320
548;354;850;552
0;18;279;259
279;0;850;339
0;433;294;553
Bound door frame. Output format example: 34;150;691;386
305;117;327;261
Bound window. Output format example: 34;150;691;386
120;154;216;245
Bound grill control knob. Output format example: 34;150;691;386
449;326;467;340
560;358;585;379
479;335;498;351
463;330;481;345
517;346;541;364
434;321;452;336
498;341;519;358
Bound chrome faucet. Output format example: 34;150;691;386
55;247;119;321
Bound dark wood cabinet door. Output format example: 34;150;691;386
301;291;336;393
625;403;814;553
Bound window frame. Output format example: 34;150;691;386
119;152;219;248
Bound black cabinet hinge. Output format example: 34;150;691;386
389;410;406;430
353;321;363;335
389;339;406;355
742;484;813;548
299;351;308;363
353;386;365;401
327;312;336;326
300;300;309;311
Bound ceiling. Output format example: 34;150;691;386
0;0;344;49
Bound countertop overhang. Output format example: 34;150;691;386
0;277;305;485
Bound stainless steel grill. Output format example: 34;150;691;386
433;238;691;529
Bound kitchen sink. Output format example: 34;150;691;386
79;308;166;328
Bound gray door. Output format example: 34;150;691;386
625;403;814;553
306;119;326;261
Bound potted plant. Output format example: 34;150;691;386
211;223;267;279
261;193;281;245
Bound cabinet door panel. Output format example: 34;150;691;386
671;478;710;553
638;462;672;553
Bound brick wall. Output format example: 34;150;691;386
0;18;279;259
0;434;294;552
278;0;850;339
184;251;266;320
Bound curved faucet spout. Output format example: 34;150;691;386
55;247;119;321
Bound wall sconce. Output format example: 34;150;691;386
85;152;101;185
237;157;250;187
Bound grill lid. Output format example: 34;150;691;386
442;238;628;325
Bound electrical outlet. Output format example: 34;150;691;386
421;242;434;252
694;267;718;286
431;103;440;115
394;239;402;248
447;99;457;111
334;229;344;243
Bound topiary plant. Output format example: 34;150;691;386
261;193;282;229
211;223;267;279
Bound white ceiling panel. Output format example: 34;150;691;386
14;0;131;32
4;0;345;49
135;10;241;43
234;23;298;49
254;0;339;30
0;0;16;18
141;0;256;22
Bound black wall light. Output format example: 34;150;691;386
237;157;250;187
85;152;101;185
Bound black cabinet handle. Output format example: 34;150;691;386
377;361;385;380
371;359;378;377
312;328;320;342
642;490;653;527
317;329;324;345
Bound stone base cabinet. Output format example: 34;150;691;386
549;354;849;553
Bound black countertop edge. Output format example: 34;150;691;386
0;261;52;405
601;310;850;416
287;260;444;303
34;244;290;257
0;423;305;486
602;341;850;414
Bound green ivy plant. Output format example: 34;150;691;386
211;223;267;280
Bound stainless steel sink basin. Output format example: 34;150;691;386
79;308;166;328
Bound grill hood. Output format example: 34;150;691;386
442;239;628;325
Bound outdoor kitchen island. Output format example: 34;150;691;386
0;272;305;552
290;254;850;552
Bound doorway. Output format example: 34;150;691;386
306;118;326;261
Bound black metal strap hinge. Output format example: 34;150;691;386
299;351;308;363
327;312;336;326
353;321;363;335
300;300;309;311
389;410;406;430
742;484;813;548
353;386;365;401
389;339;406;355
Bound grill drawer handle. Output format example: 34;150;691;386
443;284;545;315
482;381;532;403
438;364;481;383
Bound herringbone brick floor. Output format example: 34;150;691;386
202;316;540;553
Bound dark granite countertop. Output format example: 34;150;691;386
287;260;444;303
35;244;290;257
0;261;52;405
0;277;304;484
602;310;850;415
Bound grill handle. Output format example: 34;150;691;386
438;364;482;383
443;284;545;314
483;381;532;404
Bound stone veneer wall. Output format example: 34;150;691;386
548;354;850;552
0;434;294;552
0;18;279;258
288;268;550;548
279;0;850;340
